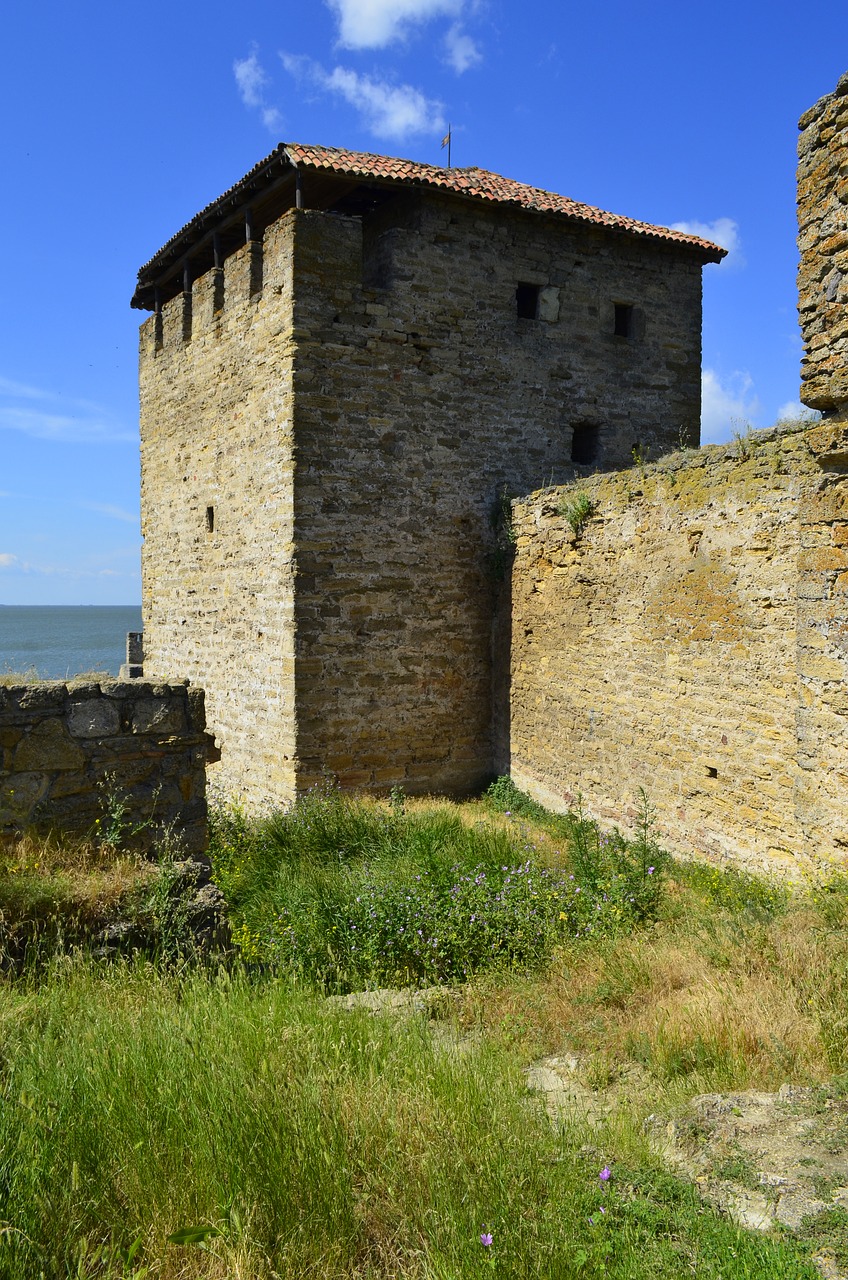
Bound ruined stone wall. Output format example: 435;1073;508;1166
290;199;705;796
138;218;297;802
0;681;208;853
509;425;848;874
798;71;848;414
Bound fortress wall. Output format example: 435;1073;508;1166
0;681;208;853
138;217;298;803
288;201;706;795
798;71;848;413
509;425;848;874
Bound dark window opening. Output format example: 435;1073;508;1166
516;283;540;320
705;765;718;779
205;506;215;534
571;424;599;466
614;303;633;338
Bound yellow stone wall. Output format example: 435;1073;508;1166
510;425;848;874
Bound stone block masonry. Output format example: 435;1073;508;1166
0;681;210;854
138;181;710;806
509;423;848;875
798;71;848;415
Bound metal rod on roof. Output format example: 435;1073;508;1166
441;125;452;170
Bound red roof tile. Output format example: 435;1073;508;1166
133;142;726;304
284;143;726;258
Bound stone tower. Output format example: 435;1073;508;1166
132;145;724;805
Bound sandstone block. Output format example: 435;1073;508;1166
68;699;121;739
13;718;85;772
131;698;186;736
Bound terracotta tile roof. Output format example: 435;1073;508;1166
133;142;726;304
284;143;727;259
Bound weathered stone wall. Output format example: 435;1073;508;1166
798;71;848;414
138;219;297;803
509;424;848;874
139;191;708;804
0;681;209;853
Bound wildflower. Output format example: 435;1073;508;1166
647;867;655;875
480;1232;493;1247
599;1165;611;1183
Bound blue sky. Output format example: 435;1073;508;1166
1;0;846;604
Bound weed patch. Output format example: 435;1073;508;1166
212;786;669;988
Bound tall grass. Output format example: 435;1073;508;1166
2;782;847;1275
0;959;820;1279
211;783;666;989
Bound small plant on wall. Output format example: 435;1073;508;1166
489;484;517;581
558;491;597;539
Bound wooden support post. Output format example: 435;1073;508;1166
295;169;303;210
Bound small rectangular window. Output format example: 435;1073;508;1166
571;424;599;466
614;303;633;338
516;283;540;320
205;506;215;533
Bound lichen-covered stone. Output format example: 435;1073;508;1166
509;425;848;874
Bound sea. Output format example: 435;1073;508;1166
0;606;143;681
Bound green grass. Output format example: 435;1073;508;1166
210;782;667;988
1;779;847;1276
0;959;822;1279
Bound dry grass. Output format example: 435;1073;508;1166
0;667;113;686
454;852;848;1116
0;831;156;959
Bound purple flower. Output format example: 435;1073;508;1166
480;1232;493;1247
599;1166;611;1183
647;867;655;875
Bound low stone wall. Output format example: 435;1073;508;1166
509;422;848;876
0;680;210;854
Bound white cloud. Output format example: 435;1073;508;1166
670;217;743;267
234;51;269;108
262;106;283;131
700;369;761;445
281;54;445;139
0;379;136;444
0;554;17;568
444;23;481;72
327;0;462;48
234;50;284;133
776;399;820;424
